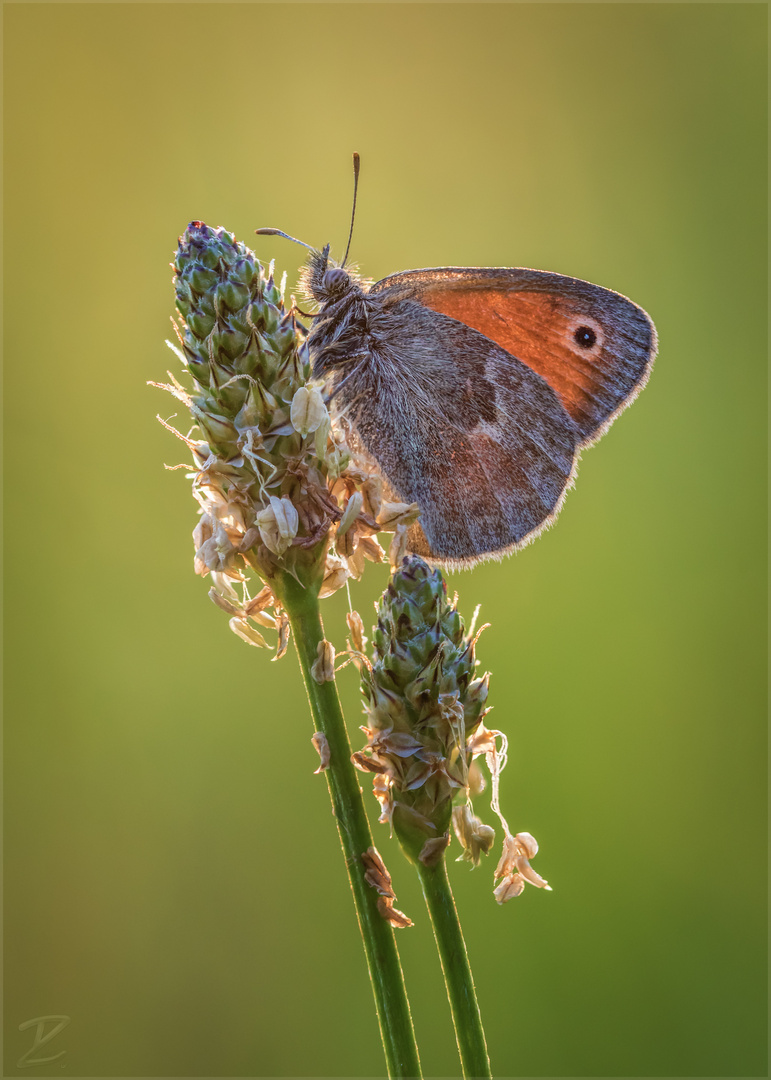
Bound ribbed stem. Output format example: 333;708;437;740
416;858;492;1079
273;570;422;1079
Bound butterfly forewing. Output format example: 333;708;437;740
371;267;657;445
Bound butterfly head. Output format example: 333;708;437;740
301;243;362;308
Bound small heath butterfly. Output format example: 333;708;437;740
259;155;657;568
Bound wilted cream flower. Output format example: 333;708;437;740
372;774;393;825
493;874;526;903
228;617;269;649
418;834;451;867
452;805;496;867
388;526;410;570
311;732;331;773
345;610;368;656
290;385;326;437
193;515;240;576
319;555;349;598
493;831;551;904
310;639;336;684
337;490;364;536
255;496;299;556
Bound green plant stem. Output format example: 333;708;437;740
416;858;492;1079
274;570;422;1080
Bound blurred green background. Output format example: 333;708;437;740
4;3;766;1077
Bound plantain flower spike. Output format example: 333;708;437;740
356;555;550;901
154;222;417;656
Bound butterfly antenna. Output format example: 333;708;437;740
255;227;314;250
341;152;360;268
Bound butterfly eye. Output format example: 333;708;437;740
323;267;349;293
573;326;597;349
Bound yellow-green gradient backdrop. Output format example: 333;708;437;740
4;3;766;1077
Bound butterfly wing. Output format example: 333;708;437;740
338;298;580;567
370;267;656;445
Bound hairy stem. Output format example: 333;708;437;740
416;858;491;1079
274;570;422;1079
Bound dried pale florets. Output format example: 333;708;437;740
418;834;452;867
311;731;331;774
368;774;392;826
311;639;336;684
255;496;299;556
154;221;418;656
452;805;496;867
229;618;269;649
493;832;551;904
356;555;550;902
361;847;414;929
388;526;410;570
345;610;368;656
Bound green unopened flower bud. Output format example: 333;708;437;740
192;406;239;457
215;279;250;313
261;301;280;334
210;327;250;364
188;311;216;339
189;266;219;294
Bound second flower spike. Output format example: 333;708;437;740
355;556;491;864
355;555;550;901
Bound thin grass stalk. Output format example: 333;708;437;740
273;569;422;1080
416;858;491;1079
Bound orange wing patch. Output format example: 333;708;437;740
420;289;611;436
401;277;654;444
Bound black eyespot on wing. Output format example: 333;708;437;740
574;326;597;349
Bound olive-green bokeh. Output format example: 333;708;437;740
4;3;766;1077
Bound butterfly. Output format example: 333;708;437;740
258;160;657;568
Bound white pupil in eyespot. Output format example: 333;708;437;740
574;326;597;349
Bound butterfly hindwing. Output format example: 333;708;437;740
371;267;657;445
337;300;579;565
